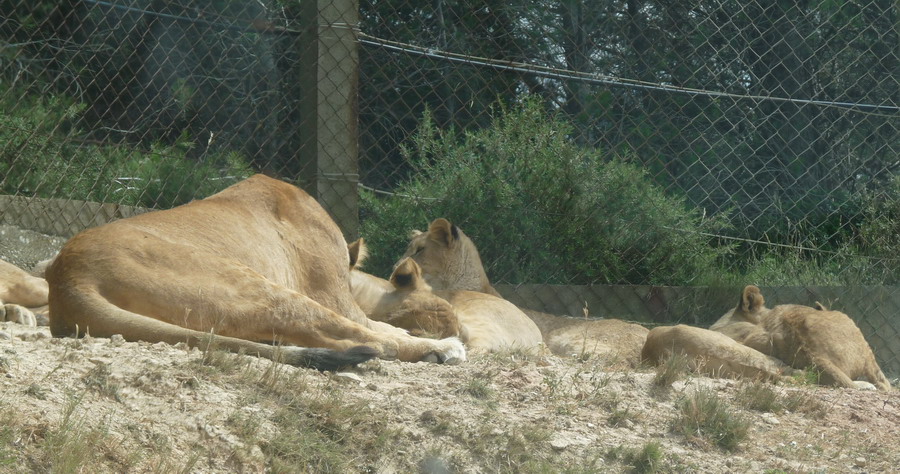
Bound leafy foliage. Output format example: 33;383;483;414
361;99;731;285
0;88;252;209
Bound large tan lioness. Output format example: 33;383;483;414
400;218;648;365
1;258;49;326
350;240;542;355
642;324;795;381
46;175;465;371
710;285;890;390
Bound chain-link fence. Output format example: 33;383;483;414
1;1;898;374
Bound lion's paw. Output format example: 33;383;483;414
1;304;37;327
375;340;399;361
423;337;466;365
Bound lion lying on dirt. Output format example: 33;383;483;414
641;324;796;381
46;175;465;371
349;240;543;355
1;258;50;326
710;285;891;390
400;218;648;365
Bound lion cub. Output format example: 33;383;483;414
711;285;891;390
349;239;543;355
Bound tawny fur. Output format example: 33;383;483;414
711;285;891;390
46;175;466;370
400;218;648;365
642;324;795;381
0;258;50;326
351;241;541;355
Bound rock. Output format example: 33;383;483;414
854;457;866;468
333;372;363;384
550;437;570;451
110;334;126;346
18;331;49;342
761;413;780;425
0;331;11;341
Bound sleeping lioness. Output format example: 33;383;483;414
349;239;543;355
47;175;465;371
399;218;648;365
711;285;891;390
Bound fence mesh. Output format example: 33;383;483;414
1;1;899;375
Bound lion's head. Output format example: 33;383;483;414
400;218;498;296
350;239;460;339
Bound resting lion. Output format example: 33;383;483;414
349;240;542;355
1;258;50;326
711;285;891;390
642;324;795;381
400;218;648;365
46;175;466;371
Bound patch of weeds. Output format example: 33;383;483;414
605;442;665;473
542;371;564;401
625;441;664;474
0;406;21;467
262;386;399;472
465;423;558;472
39;393;109;472
24;383;48;400
419;410;453;436
672;387;749;451
572;365;614;405
792;367;821;386
736;380;827;418
653;352;691;388
196;334;249;376
488;347;536;367
226;410;262;442
781;390;827;419
82;363;121;401
255;353;307;398
608;407;637;427
459;370;497;403
462;377;495;400
735;380;781;412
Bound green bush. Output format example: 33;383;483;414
854;176;900;284
360;99;731;285
0;89;252;209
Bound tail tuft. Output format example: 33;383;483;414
287;345;379;371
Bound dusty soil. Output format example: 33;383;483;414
1;225;898;472
0;320;898;473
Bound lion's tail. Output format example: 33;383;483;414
48;286;376;371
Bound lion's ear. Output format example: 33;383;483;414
348;238;368;269
741;285;765;312
428;218;459;247
390;258;425;289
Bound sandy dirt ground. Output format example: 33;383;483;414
1;225;898;472
0;320;898;473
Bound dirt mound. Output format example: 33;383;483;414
0;322;897;472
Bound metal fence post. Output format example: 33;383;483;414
297;0;359;239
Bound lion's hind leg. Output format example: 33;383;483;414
50;286;377;371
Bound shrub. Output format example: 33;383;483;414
0;88;252;209
360;99;731;285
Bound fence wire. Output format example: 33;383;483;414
1;1;899;375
